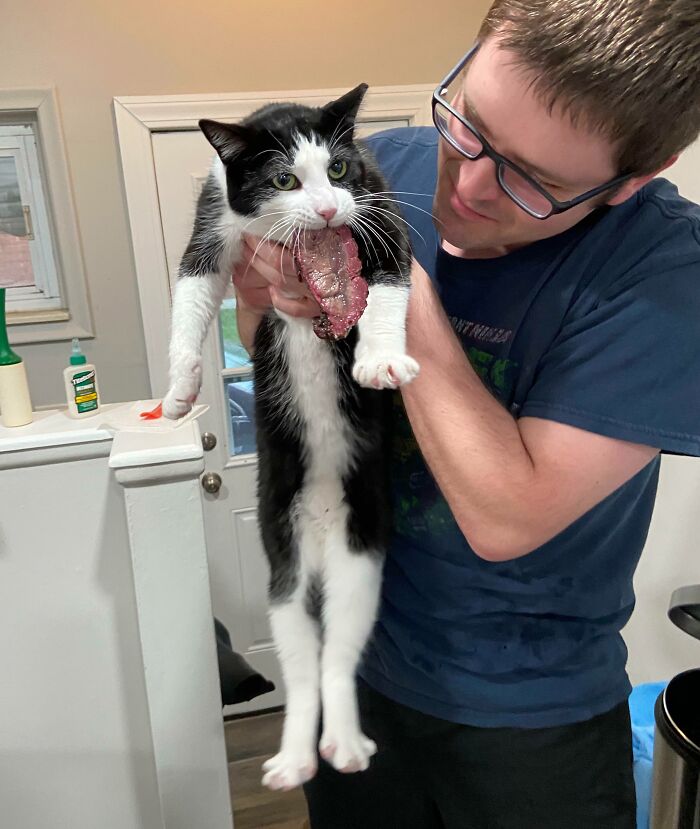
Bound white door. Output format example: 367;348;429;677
146;100;433;713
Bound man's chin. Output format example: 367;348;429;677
438;218;501;250
435;200;495;242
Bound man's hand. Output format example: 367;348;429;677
234;235;321;315
232;235;321;354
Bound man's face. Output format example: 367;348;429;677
433;37;621;258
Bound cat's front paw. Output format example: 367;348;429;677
162;361;203;420
261;749;318;791
352;352;420;390
319;728;377;773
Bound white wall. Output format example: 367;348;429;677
625;456;700;685
622;138;700;685
0;0;488;409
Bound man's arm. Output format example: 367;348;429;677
402;260;659;561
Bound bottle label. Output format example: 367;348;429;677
71;369;99;413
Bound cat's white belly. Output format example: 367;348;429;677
280;316;354;571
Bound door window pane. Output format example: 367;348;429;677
220;297;252;370
225;373;256;456
220;297;256;456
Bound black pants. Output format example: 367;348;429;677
304;679;636;829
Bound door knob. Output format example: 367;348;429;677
201;431;217;451
201;472;222;494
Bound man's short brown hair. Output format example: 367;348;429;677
479;0;700;175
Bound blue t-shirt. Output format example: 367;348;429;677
359;127;700;728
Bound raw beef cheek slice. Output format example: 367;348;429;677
293;226;368;340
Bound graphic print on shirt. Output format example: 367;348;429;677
391;316;518;549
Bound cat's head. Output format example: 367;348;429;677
199;85;370;241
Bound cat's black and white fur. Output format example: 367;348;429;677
163;85;418;790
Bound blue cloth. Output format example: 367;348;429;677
629;682;667;829
358;127;700;727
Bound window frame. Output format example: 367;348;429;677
0;88;93;344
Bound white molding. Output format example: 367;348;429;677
113;424;232;829
109;420;203;473
115;84;434;130
0;87;94;343
113;84;434;395
113;98;176;396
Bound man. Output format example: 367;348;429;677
234;0;700;826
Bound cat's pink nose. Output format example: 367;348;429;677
317;207;337;222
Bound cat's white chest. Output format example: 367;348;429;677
281;316;354;490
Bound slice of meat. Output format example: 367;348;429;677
293;226;368;340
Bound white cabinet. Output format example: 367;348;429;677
0;405;232;829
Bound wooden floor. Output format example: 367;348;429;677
226;710;310;829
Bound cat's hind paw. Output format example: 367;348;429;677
261;750;318;791
352;352;420;390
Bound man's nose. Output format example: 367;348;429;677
316;207;337;222
455;155;501;201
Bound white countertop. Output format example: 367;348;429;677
0;405;116;452
0;400;205;467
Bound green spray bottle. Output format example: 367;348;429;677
0;288;33;427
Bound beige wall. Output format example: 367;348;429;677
1;0;490;407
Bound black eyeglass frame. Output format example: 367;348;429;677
432;43;633;219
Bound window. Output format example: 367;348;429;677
0;124;62;312
0;88;92;344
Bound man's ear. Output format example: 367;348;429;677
199;119;251;165
606;155;679;206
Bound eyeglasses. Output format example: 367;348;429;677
432;43;633;219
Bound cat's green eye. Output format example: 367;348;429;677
328;160;348;181
272;172;299;191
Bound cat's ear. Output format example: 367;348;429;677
322;83;369;124
199;119;250;165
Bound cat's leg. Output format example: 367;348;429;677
162;267;233;419
318;524;383;773
352;282;420;390
163;171;243;419
262;493;324;791
262;581;322;790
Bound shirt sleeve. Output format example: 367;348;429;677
520;248;700;456
361;128;440;270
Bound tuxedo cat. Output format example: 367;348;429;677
163;85;418;789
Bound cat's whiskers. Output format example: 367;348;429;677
326;119;348;156
354;203;426;245
279;224;302;275
250;217;294;260
348;212;389;261
238;210;294;238
253;148;292;165
265;129;293;162
347;219;381;269
240;217;294;282
355;194;444;227
328;122;356;156
349;214;403;275
359;189;433;199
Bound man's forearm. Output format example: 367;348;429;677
401;263;542;560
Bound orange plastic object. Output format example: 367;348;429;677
140;401;163;420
